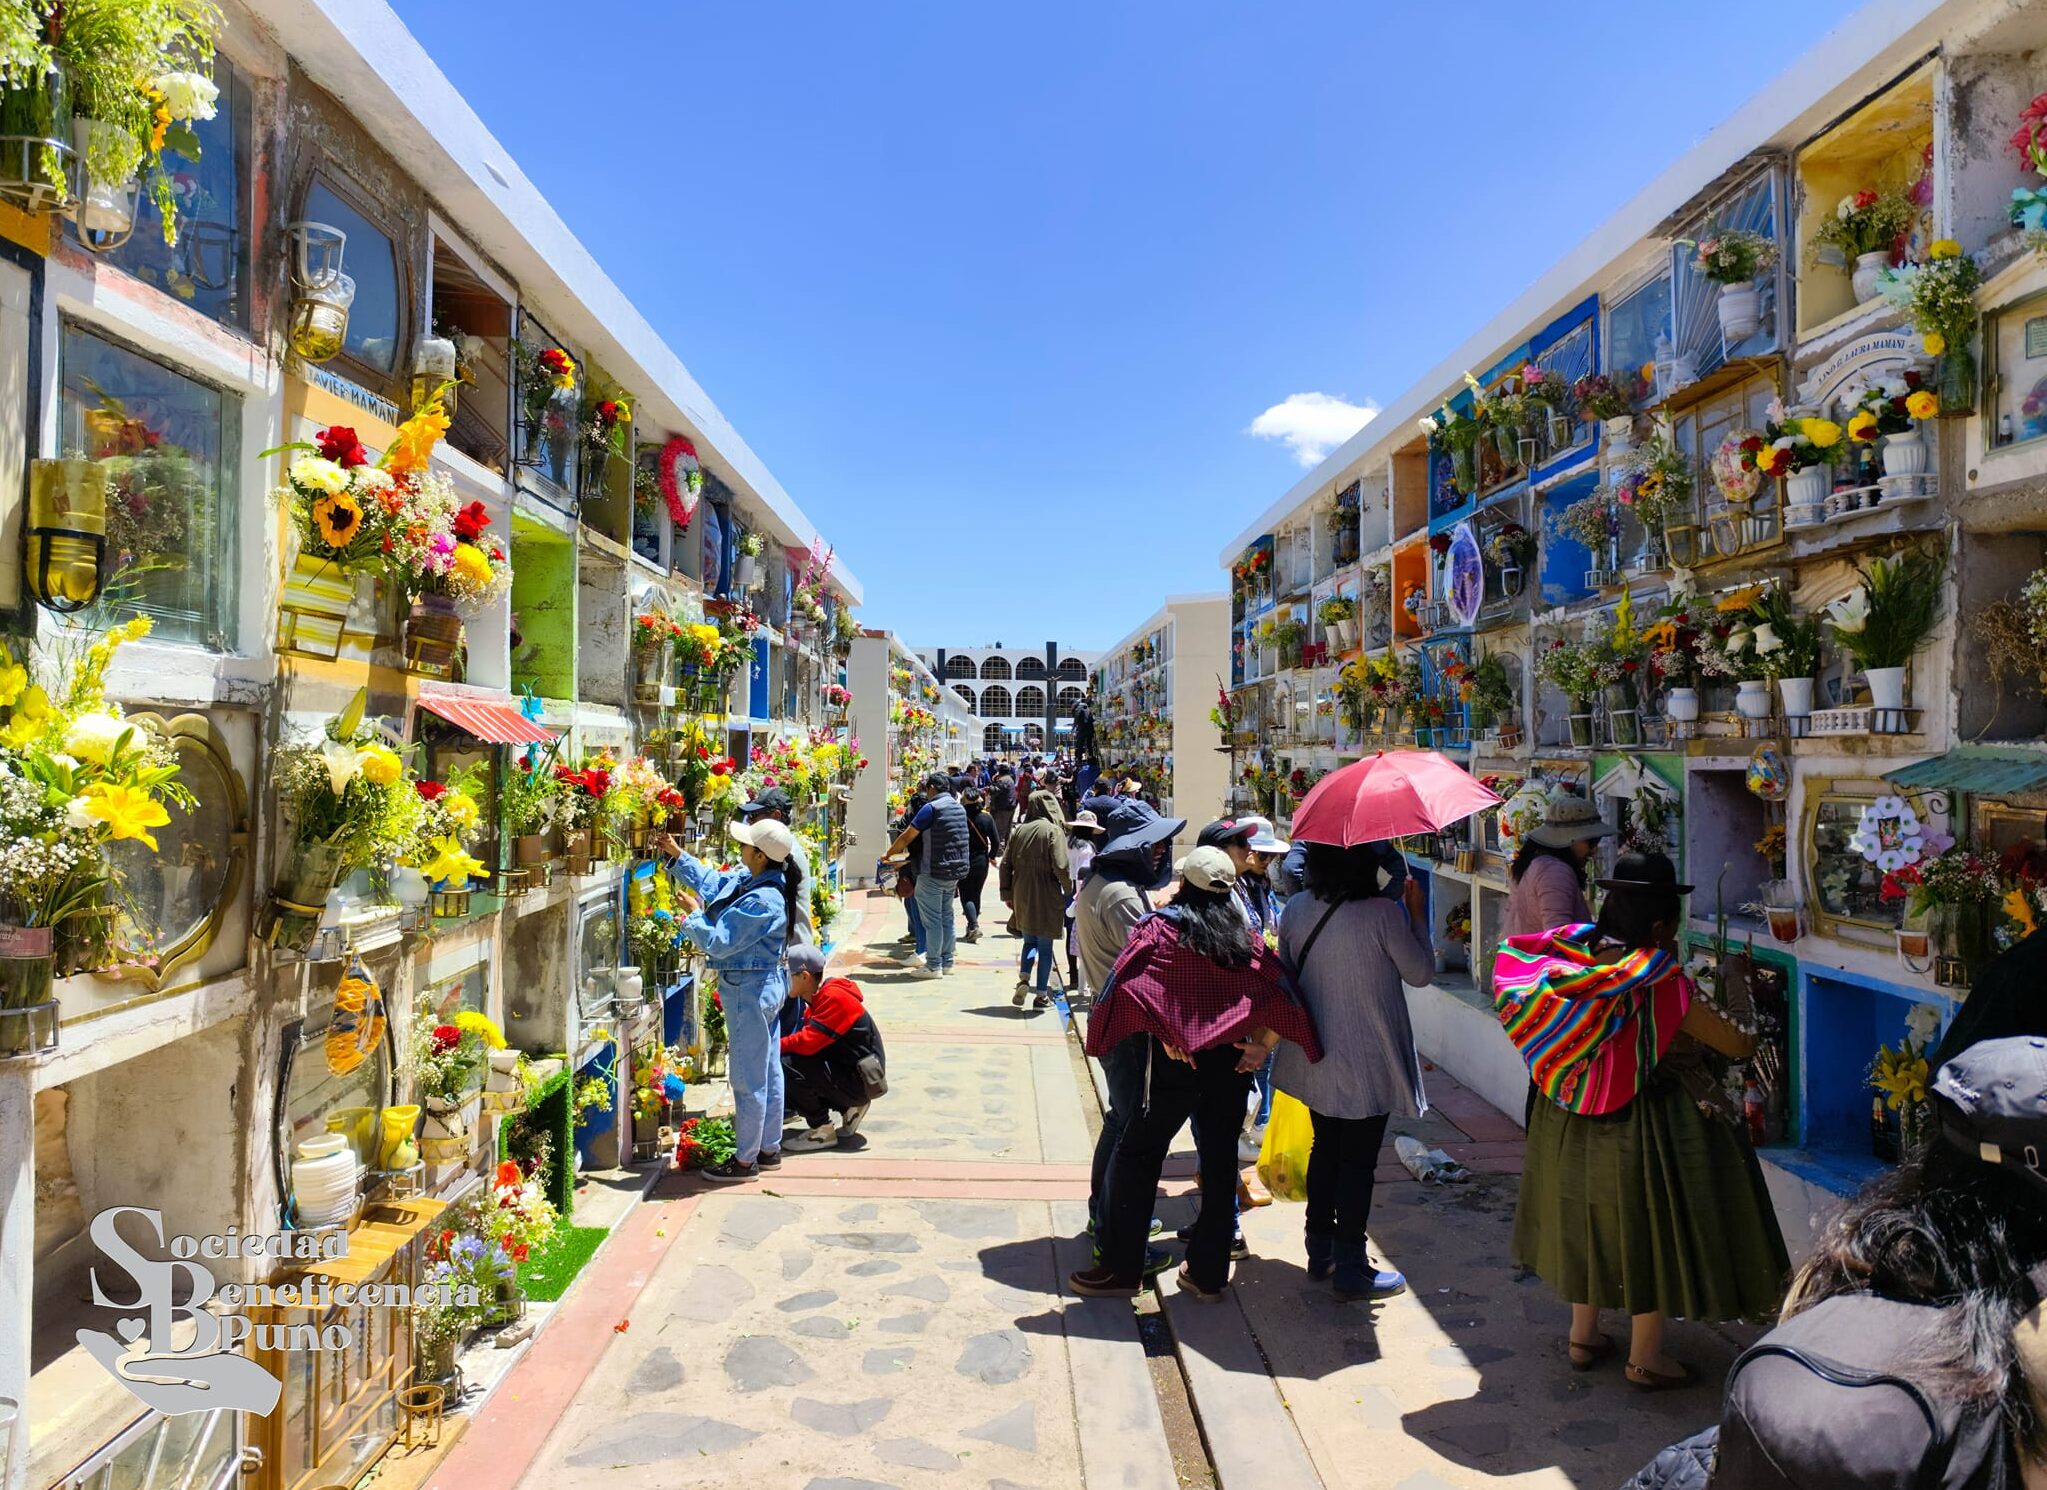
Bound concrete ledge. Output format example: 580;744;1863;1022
1405;979;1529;1126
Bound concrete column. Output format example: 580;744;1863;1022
0;1064;33;1490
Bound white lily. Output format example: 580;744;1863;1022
1727;626;1753;654
64;796;97;831
1904;1002;1942;1047
1752;622;1784;655
1668;565;1698;601
1826;590;1870;635
321;739;364;794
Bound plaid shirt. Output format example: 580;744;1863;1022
1084;912;1322;1062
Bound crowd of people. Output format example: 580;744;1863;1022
664;746;2047;1484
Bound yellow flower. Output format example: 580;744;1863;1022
1642;619;1678;650
290;455;349;494
452;1009;506;1048
1797;418;1843;448
1905;389;1939;420
420;834;485;889
384;400;452;476
117;617;152;643
1929;239;1962;260
0;656;26;709
82;782;171;851
1638;361;1655;386
1716;584;1766;613
1754;444;1780;473
357;743;403;786
1847;410;1880;443
1922;332;1946;356
312;491;364;548
2;686;51;749
450;542;493;590
2005;887;2037;942
444;791;480;830
64;710;134;765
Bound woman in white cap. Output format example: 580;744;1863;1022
1501;790;1616;942
655;818;801;1183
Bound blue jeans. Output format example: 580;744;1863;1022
719;971;788;1164
1253;1049;1276;1127
906;892;925;956
913;875;958;970
1020;934;1056;991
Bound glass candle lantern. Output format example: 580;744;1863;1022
288;273;354;364
287;220;348;290
26;456;107;612
411;335;458;417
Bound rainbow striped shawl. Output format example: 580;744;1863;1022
1492;924;1692;1115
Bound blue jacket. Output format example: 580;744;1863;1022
671;853;793;1009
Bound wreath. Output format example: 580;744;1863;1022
1848;796;1925;872
659;436;705;529
324;961;386;1077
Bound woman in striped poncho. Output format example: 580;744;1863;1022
1497;851;1788;1391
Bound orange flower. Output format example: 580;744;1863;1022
383;399;452;475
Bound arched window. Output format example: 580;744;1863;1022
1057;658;1087;682
981;684;1012;716
983;723;1005;751
1056;686;1084;717
1016;656;1047;680
946;655;975;679
1015;685;1046;716
980;656;1011;681
952;683;976;705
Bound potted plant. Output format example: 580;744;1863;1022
1697;603;1773;721
1810;189;1915;303
1845;369;1941;478
1883;851;2003;989
1867;1004;1942;1160
1326;499;1360;565
504;747;564;875
1877;242;1982;416
1534;635;1611;747
1465;648;1514;734
1683;227;1778;344
1825;548;1946;714
1558;486;1619;580
1643;608;1704;722
1318;595;1357;650
408;998;505;1160
1614;436;1693;569
579;392;630;499
733;529;764;591
1747;589;1823;721
1572;371;1644;454
1737;404;1845;521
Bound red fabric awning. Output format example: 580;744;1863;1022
416;695;557;745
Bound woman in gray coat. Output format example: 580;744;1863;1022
1273;838;1435;1301
1000;790;1071;1007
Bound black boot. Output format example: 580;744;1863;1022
1305;1229;1335;1282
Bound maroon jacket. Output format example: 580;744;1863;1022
1084;913;1322;1061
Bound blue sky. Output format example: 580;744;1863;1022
391;0;1863;651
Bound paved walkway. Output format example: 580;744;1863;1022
428;890;1746;1490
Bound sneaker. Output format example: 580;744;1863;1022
836;1103;869;1137
1087;1243;1173;1279
1175;1266;1226;1302
796;1124;838;1148
1067;1266;1141;1298
906;964;941;981
1085;1217;1162;1240
961;928;982;943
1335;1267;1408;1302
895;932;918;945
1012;978;1030;1006
1032;992;1052;1009
1174;1224;1250;1260
701;1159;759;1183
941;964;956;976
756;1149;781;1170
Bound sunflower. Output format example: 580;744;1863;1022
312;491;364;548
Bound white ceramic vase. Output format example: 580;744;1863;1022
1663;686;1700;722
1735;679;1773;720
1852;251;1890;304
1717;282;1762;344
1786;465;1830;509
1880;427;1928;477
1603;416;1634;457
1777;676;1815;718
1865;666;1908;711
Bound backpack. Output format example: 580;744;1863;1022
1709;1290;2022;1490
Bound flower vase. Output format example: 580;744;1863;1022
1493;424;1521;464
1785;466;1830;512
420;1095;480;1163
1546;411;1576;452
1603;682;1641;746
72;118;138;237
1567;700;1594;748
1500;563;1524;598
0;925;56;1057
1864;666;1908;711
1602;416;1634;457
1879;427;1928;477
418;1333;459;1387
565;829;596;876
1851;251;1890;304
1932;901;1991;987
582;443;612;500
486;1049;521;1094
634;642;668;690
1734;679;1773;720
1778;676;1815;719
1936;349;1976;417
1450;444;1476;495
734;555;760;591
404;592;464;680
1663;686;1700;722
378;1104;420;1169
1716;282;1762;344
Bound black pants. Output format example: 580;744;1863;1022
958;861;990;929
991;810;1015;853
1305;1109;1391;1244
1089;1034;1148;1229
1102;1040;1252;1291
784;1052;866;1127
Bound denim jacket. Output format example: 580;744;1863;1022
671;854;791;978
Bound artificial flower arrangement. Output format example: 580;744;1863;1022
1869;1001;1943;1155
1736;402;1844;478
405;995;506;1106
271;687;427;892
1286;765;1324;802
675;1115;738;1171
552;753;619;846
0;617;196;978
1571;370;1646;422
1711;431;1765;506
1742;587;1823;685
1810;188;1916;268
1401;581;1426;620
1642;608;1707;690
579;390;630;481
822;683;853;710
1418;379;1488;494
1533;630;1621;706
1615;435;1693;534
1442;901;1472;944
503;745;567;843
1231;547;1272;587
2012;93;2047;246
632;609;686;656
1466;649;1515;726
1520;363;1576;419
1824;547;1947;675
1557;485;1619;555
657;436;704;528
1845;368;1939;444
1682;226;1777;284
609;755;683;844
489;1156;560;1263
512;339;578;435
407;762;490;894
1880;845;2004;919
1878;239;1981;372
792;543;835;628
1484;521;1535;569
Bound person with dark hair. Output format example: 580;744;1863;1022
1000;789;1072;1007
883;772;971;979
1070;848;1322;1301
987;762;1017;852
1499;850;1788;1388
781;944;885;1149
1502;791;1614;940
656;818;802;1183
956;788;998;944
1270;837;1436;1300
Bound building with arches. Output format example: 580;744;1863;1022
915;642;1103;754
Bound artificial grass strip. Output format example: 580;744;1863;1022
518;1224;608;1301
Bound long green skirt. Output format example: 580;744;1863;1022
1513;1068;1790;1321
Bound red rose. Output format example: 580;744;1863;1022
1740;435;1763;453
1429;533;1450;554
1853;189;1878;210
431;1024;461;1052
1622;659;1638;672
316;426;369;467
416;780;447;801
454;501;490;543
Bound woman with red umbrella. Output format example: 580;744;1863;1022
1069;847;1322;1301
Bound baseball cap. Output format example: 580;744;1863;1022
740;786;794;818
1196;818;1256;850
1177;845;1240;892
728;817;796;863
1933;1036;2047;1201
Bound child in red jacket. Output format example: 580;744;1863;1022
782;945;887;1148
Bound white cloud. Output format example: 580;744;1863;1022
1248;391;1380;468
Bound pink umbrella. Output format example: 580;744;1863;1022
1290;750;1503;846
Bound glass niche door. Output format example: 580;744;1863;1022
58;1407;245;1489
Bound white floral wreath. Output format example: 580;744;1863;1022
1847;795;1924;873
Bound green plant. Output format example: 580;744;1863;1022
1879;245;1982;360
1618;436;1694;533
1558;488;1618;553
1825;548;1947;670
502;745;564;837
1534;635;1617;702
1468;650;1515;720
1747;589;1822;681
517;1225;607;1302
675;1115;738;1170
1811;189;1915;263
736;530;765;558
1317;595;1356;625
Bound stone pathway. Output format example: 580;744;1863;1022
427;891;1751;1490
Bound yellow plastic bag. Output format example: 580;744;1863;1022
1256;1090;1314;1202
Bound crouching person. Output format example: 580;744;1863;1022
782;944;887;1148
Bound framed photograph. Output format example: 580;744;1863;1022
1986;288;2047;452
1973;802;2047;859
